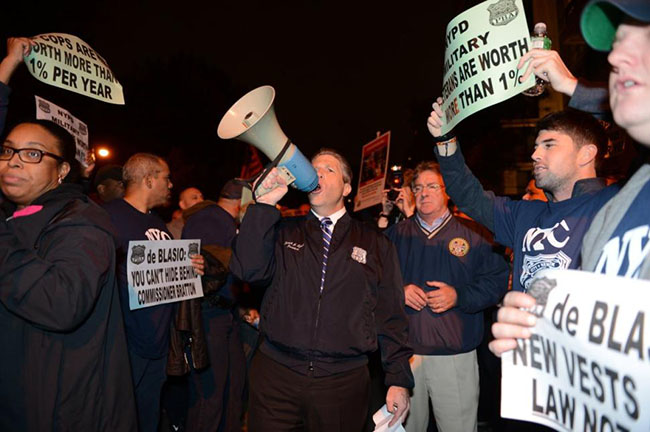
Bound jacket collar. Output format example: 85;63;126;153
544;177;608;201
182;200;218;221
2;184;85;221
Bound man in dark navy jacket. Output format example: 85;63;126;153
230;149;413;432
385;161;508;432
180;179;246;431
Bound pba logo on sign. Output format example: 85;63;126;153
527;276;557;318
487;0;518;26
38;99;51;114
131;245;146;264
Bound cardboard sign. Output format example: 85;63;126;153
440;0;535;134
501;269;650;431
126;239;204;310
35;95;89;165
25;33;124;104
354;132;391;212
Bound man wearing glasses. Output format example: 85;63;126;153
385;161;509;432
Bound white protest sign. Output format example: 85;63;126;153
35;95;89;165
354;131;390;212
25;33;124;105
502;269;650;431
127;239;203;310
440;0;535;135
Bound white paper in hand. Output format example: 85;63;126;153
373;404;406;432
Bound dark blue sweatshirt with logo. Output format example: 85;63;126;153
385;214;508;355
104;198;175;359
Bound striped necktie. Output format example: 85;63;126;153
319;217;333;293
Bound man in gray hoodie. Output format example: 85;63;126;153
489;0;650;354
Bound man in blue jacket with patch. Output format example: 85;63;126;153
385;161;508;432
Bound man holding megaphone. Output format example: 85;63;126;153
230;149;414;431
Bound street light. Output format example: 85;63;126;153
96;147;111;158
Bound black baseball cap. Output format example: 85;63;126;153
93;165;123;188
581;0;650;51
219;179;245;200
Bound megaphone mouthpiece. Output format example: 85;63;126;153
242;111;259;128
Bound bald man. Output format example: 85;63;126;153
104;153;204;432
167;188;204;239
179;187;204;211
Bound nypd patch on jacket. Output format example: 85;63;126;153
230;204;414;389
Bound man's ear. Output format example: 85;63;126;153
578;143;598;167
343;182;352;197
145;175;153;189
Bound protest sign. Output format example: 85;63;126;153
502;269;650;431
440;0;535;135
354;131;390;212
25;33;124;105
35;95;90;165
126;239;204;310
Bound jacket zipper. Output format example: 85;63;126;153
309;291;324;372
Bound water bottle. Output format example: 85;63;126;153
523;22;552;97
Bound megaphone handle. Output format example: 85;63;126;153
251;138;293;201
253;169;296;198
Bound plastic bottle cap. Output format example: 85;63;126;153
534;22;547;33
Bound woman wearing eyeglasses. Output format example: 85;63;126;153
0;121;137;431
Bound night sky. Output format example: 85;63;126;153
2;1;605;212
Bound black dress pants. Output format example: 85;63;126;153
248;351;370;432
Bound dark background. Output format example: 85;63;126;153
1;0;613;216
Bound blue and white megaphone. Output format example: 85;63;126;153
217;85;318;197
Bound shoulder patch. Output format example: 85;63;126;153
448;237;470;257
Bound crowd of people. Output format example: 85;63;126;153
0;0;649;431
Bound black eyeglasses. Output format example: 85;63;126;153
0;145;64;164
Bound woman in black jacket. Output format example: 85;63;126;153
0;120;137;431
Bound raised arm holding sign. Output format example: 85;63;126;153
427;97;618;294
0;38;35;136
0;37;34;85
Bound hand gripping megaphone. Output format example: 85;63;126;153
217;86;318;197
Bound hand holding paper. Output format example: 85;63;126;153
190;254;205;276
426;97;446;138
385;385;410;427
373;404;406;432
0;37;35;84
489;291;537;357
